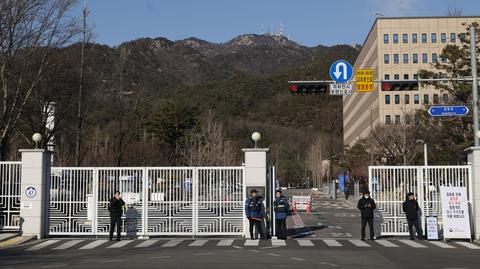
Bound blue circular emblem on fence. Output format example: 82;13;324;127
25;186;37;198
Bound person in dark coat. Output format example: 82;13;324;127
344;184;351;200
357;190;376;240
108;191;125;241
274;190;290;240
245;189;265;240
403;192;423;240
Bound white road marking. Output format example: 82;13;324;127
455;242;480;249
323;239;342;247
134;239;159;248
244;239;259;246
398;239;427;248
428;241;456;249
297;239;314;246
348;239;371;247
291;257;305;261
161;239;183;247
268;253;280;257
217;239;234;246
271;239;286;246
189;240;208;247
79;240;108;250
107;240;134;248
375;240;399;248
52;240;84;250
26;240;60;251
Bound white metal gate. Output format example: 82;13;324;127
0;162;22;230
369;165;472;236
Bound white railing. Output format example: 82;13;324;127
0;162;22;230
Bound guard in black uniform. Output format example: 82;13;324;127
108;191;125;241
357;190;376;241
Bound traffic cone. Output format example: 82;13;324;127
292;201;296;212
306;201;311;213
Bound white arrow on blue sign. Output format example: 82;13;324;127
428;105;469;117
329;60;353;83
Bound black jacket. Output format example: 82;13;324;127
357;197;376;219
403;200;420;219
109;197;125;216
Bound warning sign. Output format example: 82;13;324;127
355;69;374;92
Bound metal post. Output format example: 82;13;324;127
424;143;428;166
471;25;479;147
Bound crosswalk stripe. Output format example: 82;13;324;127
348;240;371;247
52;240;84;250
217;239;234;246
428;241;455;249
26;240;60;251
323;239;342;247
244;239;259;246
397;240;427;248
375;240;399;248
297;239;314;246
107;240;134;248
189;240;208;247
271;239;286;246
135;240;159;248
79;240;108;250
161;239;183;247
455;242;480;249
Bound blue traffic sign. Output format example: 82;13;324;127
428;106;469;117
329;60;353;83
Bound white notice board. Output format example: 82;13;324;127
440;186;471;240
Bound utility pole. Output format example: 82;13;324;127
470;25;479;147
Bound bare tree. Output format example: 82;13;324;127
0;0;80;160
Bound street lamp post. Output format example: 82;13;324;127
470;25;479;147
416;139;428;166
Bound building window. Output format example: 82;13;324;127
403;54;408;64
384;34;389;44
450;33;456;43
413;74;418;80
432;53;438;63
384;54;390;64
403;34;408;43
441;33;446;43
406;115;411;125
422;53;428;63
422;33;427;43
443;94;449;103
441;56;447;63
384;74;390;80
394;74;400;80
393;34;398;44
386;115;391;125
414;94;420;104
385;95;391;104
433;94;439;104
395;115;401;125
413;53;418;64
412;33;418;43
404;74;409;80
431;33;437;43
393;54;399;64
424;94;429;104
460;33;466;40
404;94;410;104
395;94;400;104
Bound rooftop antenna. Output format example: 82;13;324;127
375;13;384;18
279;22;284;37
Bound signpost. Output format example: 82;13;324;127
355;69;374;92
428;106;469;117
426;216;439;240
440;186;472;241
329;60;353;83
329;83;353;95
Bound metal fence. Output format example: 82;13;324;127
369;165;472;236
1;164;245;236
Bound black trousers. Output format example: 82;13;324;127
275;218;287;239
407;218;423;239
361;218;374;239
249;218;264;239
109;214;122;240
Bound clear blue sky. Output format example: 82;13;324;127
74;0;480;47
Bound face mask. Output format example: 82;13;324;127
364;195;370;199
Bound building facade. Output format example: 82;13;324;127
343;16;480;147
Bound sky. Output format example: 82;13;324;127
72;0;480;47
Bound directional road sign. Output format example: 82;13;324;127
329;60;353;83
428;105;469;117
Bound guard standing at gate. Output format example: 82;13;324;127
403;192;424;240
245;189;265;240
357;190;376;241
109;191;125;241
274;190;289;240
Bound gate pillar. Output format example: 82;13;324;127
467;147;480;240
18;149;52;239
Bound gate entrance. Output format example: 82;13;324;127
369;165;472;236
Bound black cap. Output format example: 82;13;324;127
250;189;257;194
363;190;370;194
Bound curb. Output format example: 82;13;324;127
0;235;37;249
0;233;19;243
